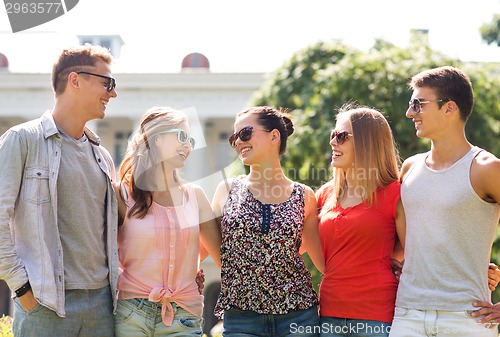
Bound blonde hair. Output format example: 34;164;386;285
118;107;188;219
318;104;400;216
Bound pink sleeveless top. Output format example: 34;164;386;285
117;184;202;326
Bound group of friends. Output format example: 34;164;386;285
0;44;499;337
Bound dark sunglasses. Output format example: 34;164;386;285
159;129;195;148
228;126;255;148
330;130;352;145
409;98;450;114
77;71;117;92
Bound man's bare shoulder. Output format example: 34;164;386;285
473;150;500;178
475;150;500;165
472;149;500;203
400;154;423;180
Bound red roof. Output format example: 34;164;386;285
181;52;209;69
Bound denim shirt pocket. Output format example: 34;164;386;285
23;167;50;204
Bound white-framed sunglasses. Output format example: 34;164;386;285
158;129;195;148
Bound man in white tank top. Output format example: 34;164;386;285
389;66;500;337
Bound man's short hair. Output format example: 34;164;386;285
51;44;113;96
410;66;474;122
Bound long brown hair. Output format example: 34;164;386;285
318;104;400;215
118;107;189;219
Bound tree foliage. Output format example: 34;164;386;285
252;35;500;190
481;13;500;46
250;36;500;296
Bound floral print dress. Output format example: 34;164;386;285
215;177;318;318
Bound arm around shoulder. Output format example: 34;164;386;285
113;181;128;226
301;186;325;273
395;198;406;252
211;178;233;219
194;185;222;268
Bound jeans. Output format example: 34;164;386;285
223;305;319;337
319;316;390;337
13;286;114;337
115;298;203;337
389;307;499;337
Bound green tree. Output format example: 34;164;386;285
253;37;500;189
251;36;500;294
481;13;500;46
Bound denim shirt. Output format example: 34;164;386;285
0;111;119;317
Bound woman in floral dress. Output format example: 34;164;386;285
211;106;325;337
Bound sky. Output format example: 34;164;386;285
0;0;499;74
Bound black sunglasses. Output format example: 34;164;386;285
409;98;450;114
228;126;271;148
77;71;117;92
228;126;254;148
330;130;352;145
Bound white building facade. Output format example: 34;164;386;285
0;70;265;193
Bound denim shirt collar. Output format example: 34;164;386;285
41;110;101;145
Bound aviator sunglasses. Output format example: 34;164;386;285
77;71;117;92
330;130;352;145
159;129;196;148
409;98;450;114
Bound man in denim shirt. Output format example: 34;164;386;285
0;44;119;337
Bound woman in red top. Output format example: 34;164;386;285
316;104;500;337
316;104;405;337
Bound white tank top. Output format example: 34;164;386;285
396;147;500;310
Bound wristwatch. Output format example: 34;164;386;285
15;281;31;297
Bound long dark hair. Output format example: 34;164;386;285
236;106;294;155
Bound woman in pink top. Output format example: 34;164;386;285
114;107;221;337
